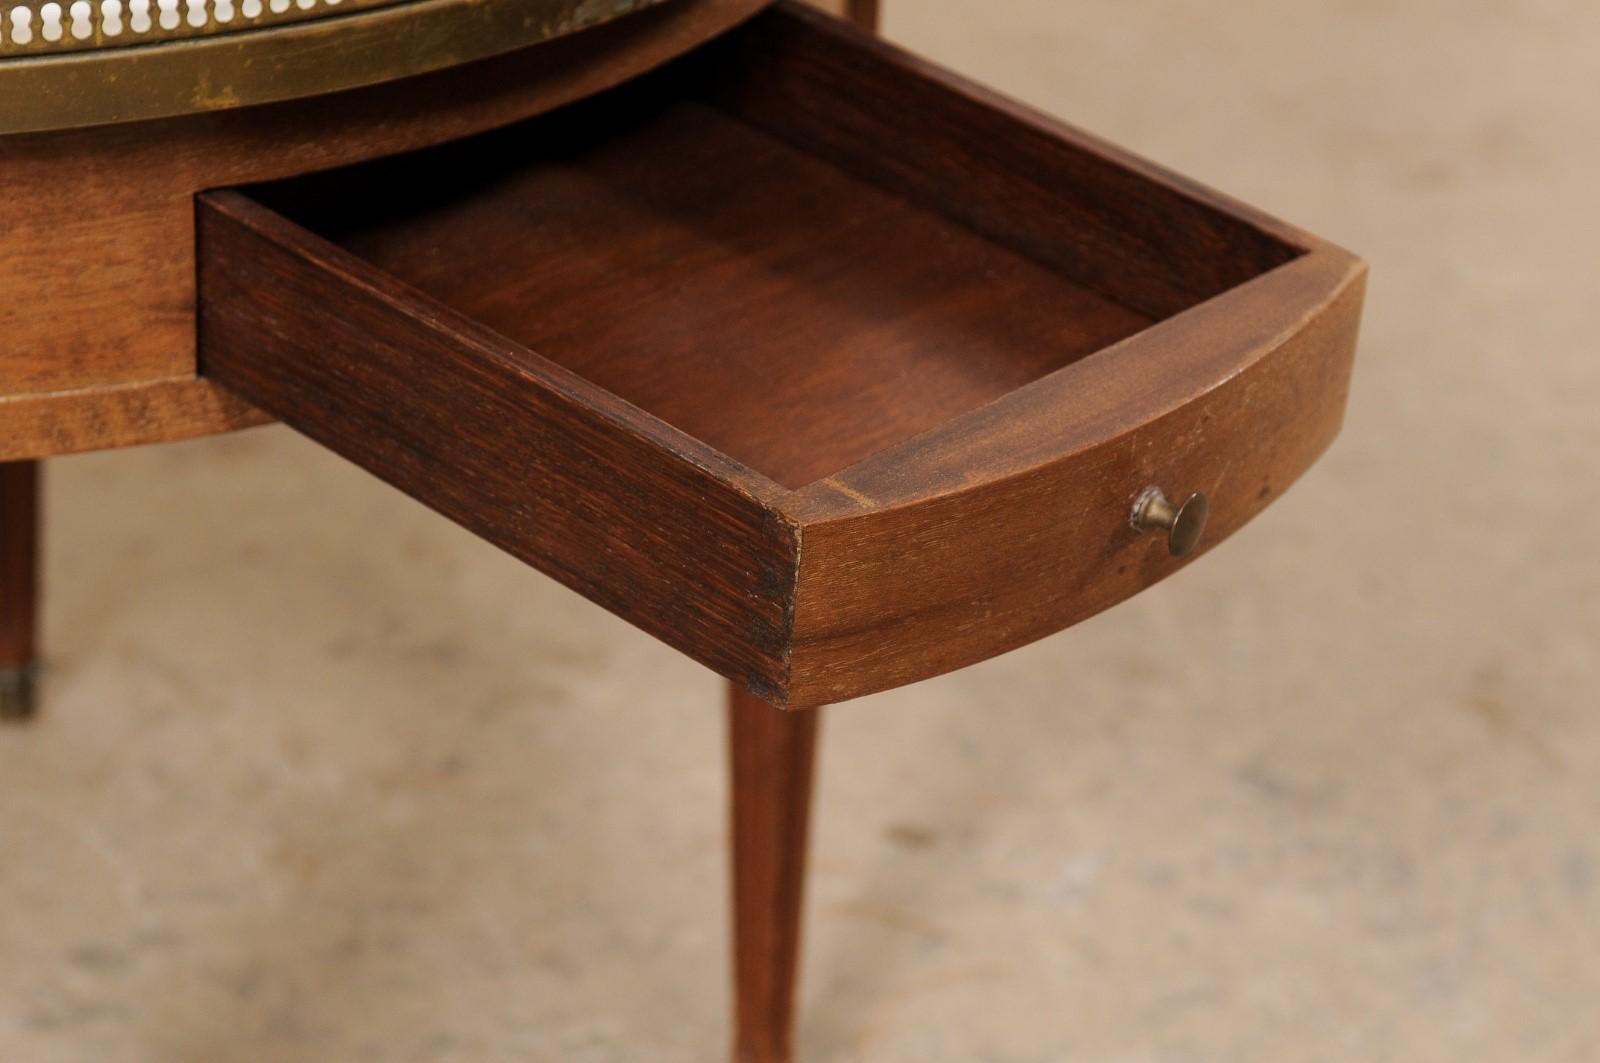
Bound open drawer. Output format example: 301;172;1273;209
197;1;1365;709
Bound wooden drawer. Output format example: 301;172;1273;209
197;1;1365;708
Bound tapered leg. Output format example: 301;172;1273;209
728;9;857;1054
0;461;40;720
729;684;821;1063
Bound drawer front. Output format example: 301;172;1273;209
199;2;1364;708
786;253;1366;706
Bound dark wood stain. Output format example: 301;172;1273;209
0;0;767;461
199;1;1364;710
199;192;799;697
697;5;1303;319
727;682;819;1063
0;461;39;718
256;97;1150;489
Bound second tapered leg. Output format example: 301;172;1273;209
0;461;40;720
729;684;821;1063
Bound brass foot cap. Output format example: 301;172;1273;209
0;664;39;721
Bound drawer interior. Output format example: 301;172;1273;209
245;17;1300;490
202;3;1355;706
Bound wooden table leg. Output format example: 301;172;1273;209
0;461;40;720
729;683;821;1063
728;13;856;1053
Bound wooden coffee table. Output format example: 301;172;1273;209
0;3;1364;1059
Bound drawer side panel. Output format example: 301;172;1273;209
198;191;799;702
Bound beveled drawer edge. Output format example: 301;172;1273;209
789;248;1367;520
780;251;1367;707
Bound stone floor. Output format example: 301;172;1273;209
3;1;1597;1060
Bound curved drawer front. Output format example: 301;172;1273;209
787;252;1365;705
198;1;1364;708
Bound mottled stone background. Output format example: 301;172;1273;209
2;1;1596;1060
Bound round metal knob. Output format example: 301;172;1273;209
1130;486;1209;558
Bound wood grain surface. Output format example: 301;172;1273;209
198;3;1365;708
0;462;39;718
699;5;1301;319
727;3;872;1060
265;95;1149;489
199;191;801;700
784;251;1366;705
728;683;819;1062
0;0;768;461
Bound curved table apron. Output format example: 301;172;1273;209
0;0;769;461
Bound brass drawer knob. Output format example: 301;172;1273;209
1130;486;1209;558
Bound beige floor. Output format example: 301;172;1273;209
4;2;1598;1060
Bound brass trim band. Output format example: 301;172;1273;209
0;0;668;134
